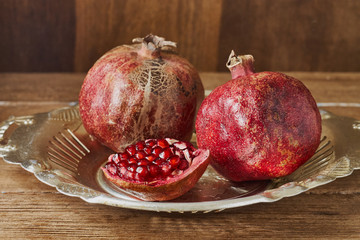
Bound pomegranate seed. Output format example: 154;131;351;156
138;159;150;166
111;154;120;163
105;163;118;175
119;160;129;168
143;147;152;155
128;163;137;172
153;157;164;165
146;140;156;147
136;166;149;179
126;145;137;156
178;159;189;170
159;148;172;159
119;166;127;175
135;141;145;150
145;154;157;162
135;150;146;159
168;155;181;168
152;146;162;156
118;152;130;160
157;139;169;148
149;164;160;176
128;157;137;164
161;164;172;176
126;172;135;180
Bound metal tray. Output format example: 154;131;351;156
0;105;359;213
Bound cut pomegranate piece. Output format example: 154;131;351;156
102;138;211;201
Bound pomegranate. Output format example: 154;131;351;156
195;51;322;182
102;138;211;201
79;34;204;152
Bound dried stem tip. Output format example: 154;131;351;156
133;34;177;51
226;50;255;79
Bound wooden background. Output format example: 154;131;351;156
0;0;359;73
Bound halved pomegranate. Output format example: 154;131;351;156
102;138;211;201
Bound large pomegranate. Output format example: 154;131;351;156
79;34;204;152
102;138;211;201
195;51;322;182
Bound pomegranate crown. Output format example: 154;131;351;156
226;50;255;79
133;34;177;51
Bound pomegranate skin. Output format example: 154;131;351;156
79;35;204;152
195;53;321;182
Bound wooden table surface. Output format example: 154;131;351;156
0;72;359;239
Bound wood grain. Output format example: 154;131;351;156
218;0;360;72
0;0;75;72
74;0;223;72
1;0;359;72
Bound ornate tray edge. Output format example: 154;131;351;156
0;106;359;213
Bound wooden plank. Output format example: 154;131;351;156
218;0;360;72
0;191;359;239
0;73;84;102
1;72;360;100
1;73;360;120
74;0;223;72
0;0;75;72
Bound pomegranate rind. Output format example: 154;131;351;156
102;149;211;201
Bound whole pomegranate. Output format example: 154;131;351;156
79;34;204;152
102;138;210;201
195;51;322;182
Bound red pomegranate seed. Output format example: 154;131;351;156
153;158;164;166
119;160;129;168
128;163;137;172
157;139;169;148
138;159;150;166
111;154;120;164
146;140;156;147
135;141;145;150
149;164;160;176
178;159;189;170
159;148;172;160
145;154;157;162
135;150;146;159
128;157;137;164
143;147;151;155
126;145;137;156
127;172;135;180
161;164;172;176
119;166;127;175
118;152;129;160
136;166;149;179
105;162;118;175
152;146;162;156
168;155;181;168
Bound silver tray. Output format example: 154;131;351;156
0;105;359;213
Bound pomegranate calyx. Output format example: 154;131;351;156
226;50;255;79
133;34;177;57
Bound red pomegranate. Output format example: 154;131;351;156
102;138;211;201
79;34;204;152
195;51;322;182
